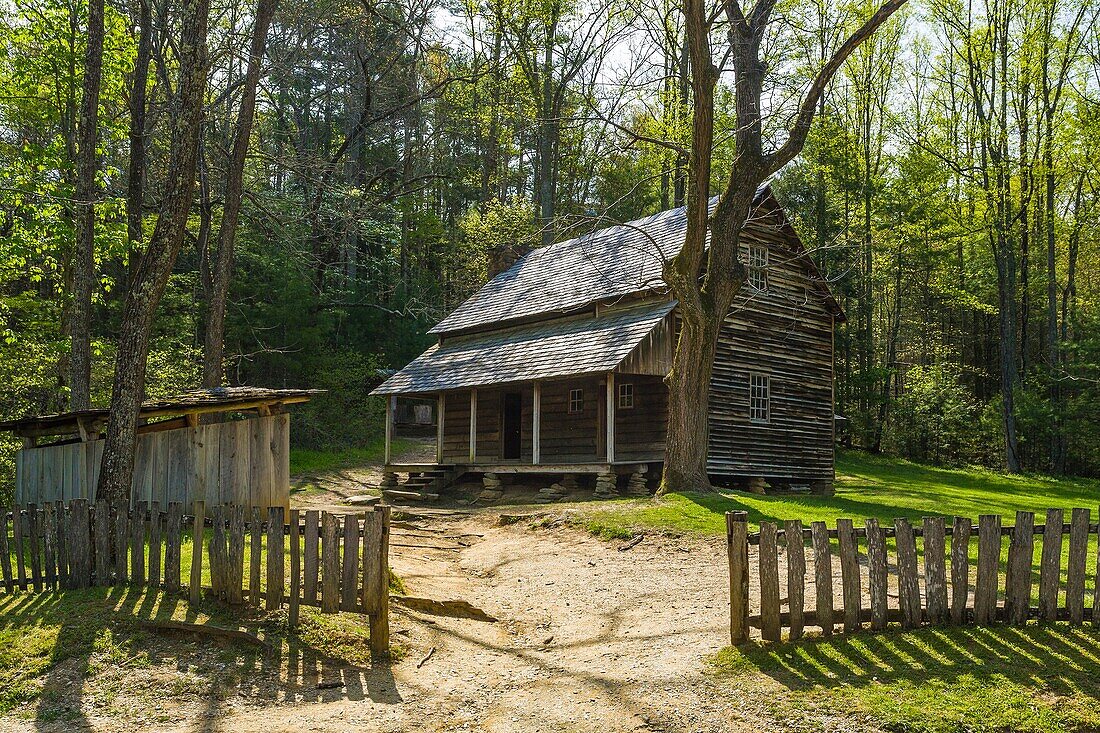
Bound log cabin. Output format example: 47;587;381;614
371;185;843;499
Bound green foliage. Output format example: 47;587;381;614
884;364;993;466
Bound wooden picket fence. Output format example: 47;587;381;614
727;508;1100;644
0;499;390;654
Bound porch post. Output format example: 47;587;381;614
436;393;445;464
384;395;395;465
533;382;541;465
606;372;615;463
469;388;477;463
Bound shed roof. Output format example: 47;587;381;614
371;301;676;395
0;387;321;437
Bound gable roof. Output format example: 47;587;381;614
372;300;675;395
431;185;839;337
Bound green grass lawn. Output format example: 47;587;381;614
569;450;1100;539
289;437;418;475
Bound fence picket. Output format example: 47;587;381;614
811;521;833;635
131;501;147;585
1067;508;1089;624
950;517;971;624
266;506;284;610
42;503;56;589
864;518;887;630
837;518;861;632
113;502;129;584
189;500;204;605
784;519;805;641
924;517;947;624
304;509;320;605
0;508;12;593
249;507;262;607
289;509;301;627
165;502;182;592
13;507;26;590
1005;511;1034;626
369;505;391;656
149;502;162;587
321;511;339;613
894;518;920;628
54;500;68;589
227;505;245;605
1038;508;1063;621
210;504;227;600
362;511;383;614
975;514;1001;625
69;499;91;589
94;500;110;586
759;522;781;642
342;514;360;612
27;504;41;591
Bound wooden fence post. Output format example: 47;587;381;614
1067;508;1089;624
726;511;749;645
165;503;182;593
27;504;41;592
369;505;391;657
758;522;781;642
130;501;146;585
784;519;805;641
894;518;920;628
1038;508;1063;622
321;512;339;613
974;514;1001;625
69;499;91;589
13;506;26;591
266;506;284;610
227;505;245;605
1005;511;1034;626
94;500;110;586
148;501;162;587
190;501;204;605
304;509;320;605
341;514;360;612
0;507;12;593
249;507;263;607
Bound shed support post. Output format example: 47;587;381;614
606;373;615;463
532;383;541;465
384;396;395;465
436;394;444;464
469;389;477;463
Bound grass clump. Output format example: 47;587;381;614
290;438;417;475
709;623;1100;732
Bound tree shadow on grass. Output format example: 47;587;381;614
0;586;399;732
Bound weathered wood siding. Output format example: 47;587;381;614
539;377;600;462
707;211;835;483
14;415;291;511
614;374;666;462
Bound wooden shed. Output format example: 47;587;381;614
1;387;319;510
372;185;843;498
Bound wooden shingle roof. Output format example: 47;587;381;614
371;301;676;395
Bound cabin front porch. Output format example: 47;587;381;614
381;372;666;502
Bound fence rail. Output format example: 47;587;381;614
0;499;389;654
727;507;1099;644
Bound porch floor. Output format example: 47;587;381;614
385;461;657;475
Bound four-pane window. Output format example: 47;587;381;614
750;374;770;422
618;383;634;409
569;388;584;413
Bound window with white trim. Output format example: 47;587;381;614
618;383;634;409
749;374;770;422
569;388;584;413
748;244;768;291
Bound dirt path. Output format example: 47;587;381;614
197;510;772;733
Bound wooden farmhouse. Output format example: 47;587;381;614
1;387;318;511
372;185;843;499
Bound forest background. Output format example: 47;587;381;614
2;0;1099;500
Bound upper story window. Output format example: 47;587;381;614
618;383;634;409
750;373;770;423
569;388;584;413
748;244;768;292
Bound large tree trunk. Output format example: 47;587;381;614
202;0;279;389
126;0;153;250
658;0;906;494
96;0;210;506
69;0;106;411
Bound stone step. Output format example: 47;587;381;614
383;489;440;502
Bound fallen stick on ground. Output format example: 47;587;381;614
618;534;644;551
417;646;436;668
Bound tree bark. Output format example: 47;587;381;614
70;0;106;411
96;0;210;505
126;0;153;250
202;0;279;389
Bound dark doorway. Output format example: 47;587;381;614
502;392;522;459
